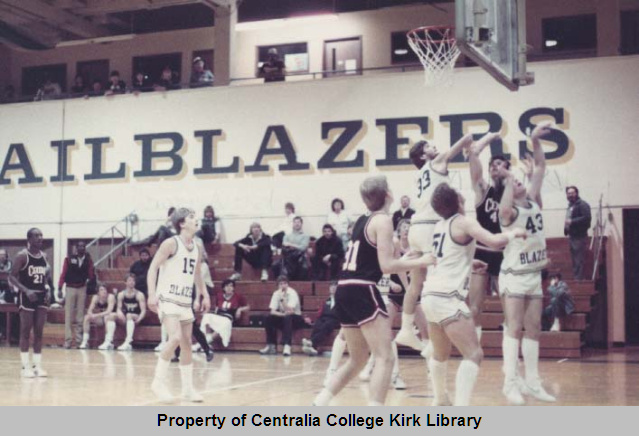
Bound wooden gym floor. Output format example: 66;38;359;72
1;345;638;406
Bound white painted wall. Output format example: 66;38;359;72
1;55;638;342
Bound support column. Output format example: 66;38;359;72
596;0;621;57
213;1;237;86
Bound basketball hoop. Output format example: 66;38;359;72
407;26;461;87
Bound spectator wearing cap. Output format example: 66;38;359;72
258;48;286;83
105;70;126;96
302;281;340;356
190;57;214;88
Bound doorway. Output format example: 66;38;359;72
323;37;362;78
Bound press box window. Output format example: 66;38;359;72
542;14;597;53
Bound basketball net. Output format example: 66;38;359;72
407;26;460;87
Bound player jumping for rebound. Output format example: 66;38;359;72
396;133;474;353
147;208;211;403
499;122;557;405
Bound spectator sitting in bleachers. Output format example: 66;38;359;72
301;281;339;356
34;75;61;101
79;284;116;349
99;274;146;351
70;75;87;97
271;202;296;250
275;216;311;281
129;248;152;296
190;56;214;88
260;276;308;356
105;70;126;96
200;279;249;349
230;222;272;282
132;71;152;94
327;198;351;250
542;273;575;332
154;66;181;91
1;85;16;104
311;224;344;281
196;205;221;246
131;207;176;248
86;80;104;98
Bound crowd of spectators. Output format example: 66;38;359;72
1;56;217;104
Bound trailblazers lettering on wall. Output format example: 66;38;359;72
0;108;571;187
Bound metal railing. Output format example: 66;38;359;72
590;194;606;281
86;212;139;269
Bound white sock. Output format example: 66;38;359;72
454;360;479;406
429;358;448;404
502;335;520;381
522;337;540;386
328;335;346;372
154;357;170;382
125;319;135;343
105;320;116;343
475;326;483;341
368;400;383;406
179;363;194;394
20;352;30;368
313;389;334;406
81;332;89;344
32;353;42;369
401;312;415;330
391;341;400;377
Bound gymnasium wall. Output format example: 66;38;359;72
1;55;638;342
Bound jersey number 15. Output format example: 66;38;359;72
182;258;196;275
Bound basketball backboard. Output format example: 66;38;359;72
455;0;533;91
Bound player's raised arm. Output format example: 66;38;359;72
461;216;526;249
527;121;552;208
499;169;517;226
146;238;177;313
469;132;500;204
433;133;474;173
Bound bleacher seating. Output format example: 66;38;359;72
0;237;602;358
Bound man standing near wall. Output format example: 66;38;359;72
564;186;591;280
58;241;95;349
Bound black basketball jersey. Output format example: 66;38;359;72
476;185;503;249
95;297;110;312
121;291;141;314
19;251;48;292
339;214;383;283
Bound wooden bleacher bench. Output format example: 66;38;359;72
7;236;599;358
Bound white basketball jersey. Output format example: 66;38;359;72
413;161;450;223
422;215;475;298
157;236;199;308
500;200;548;275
